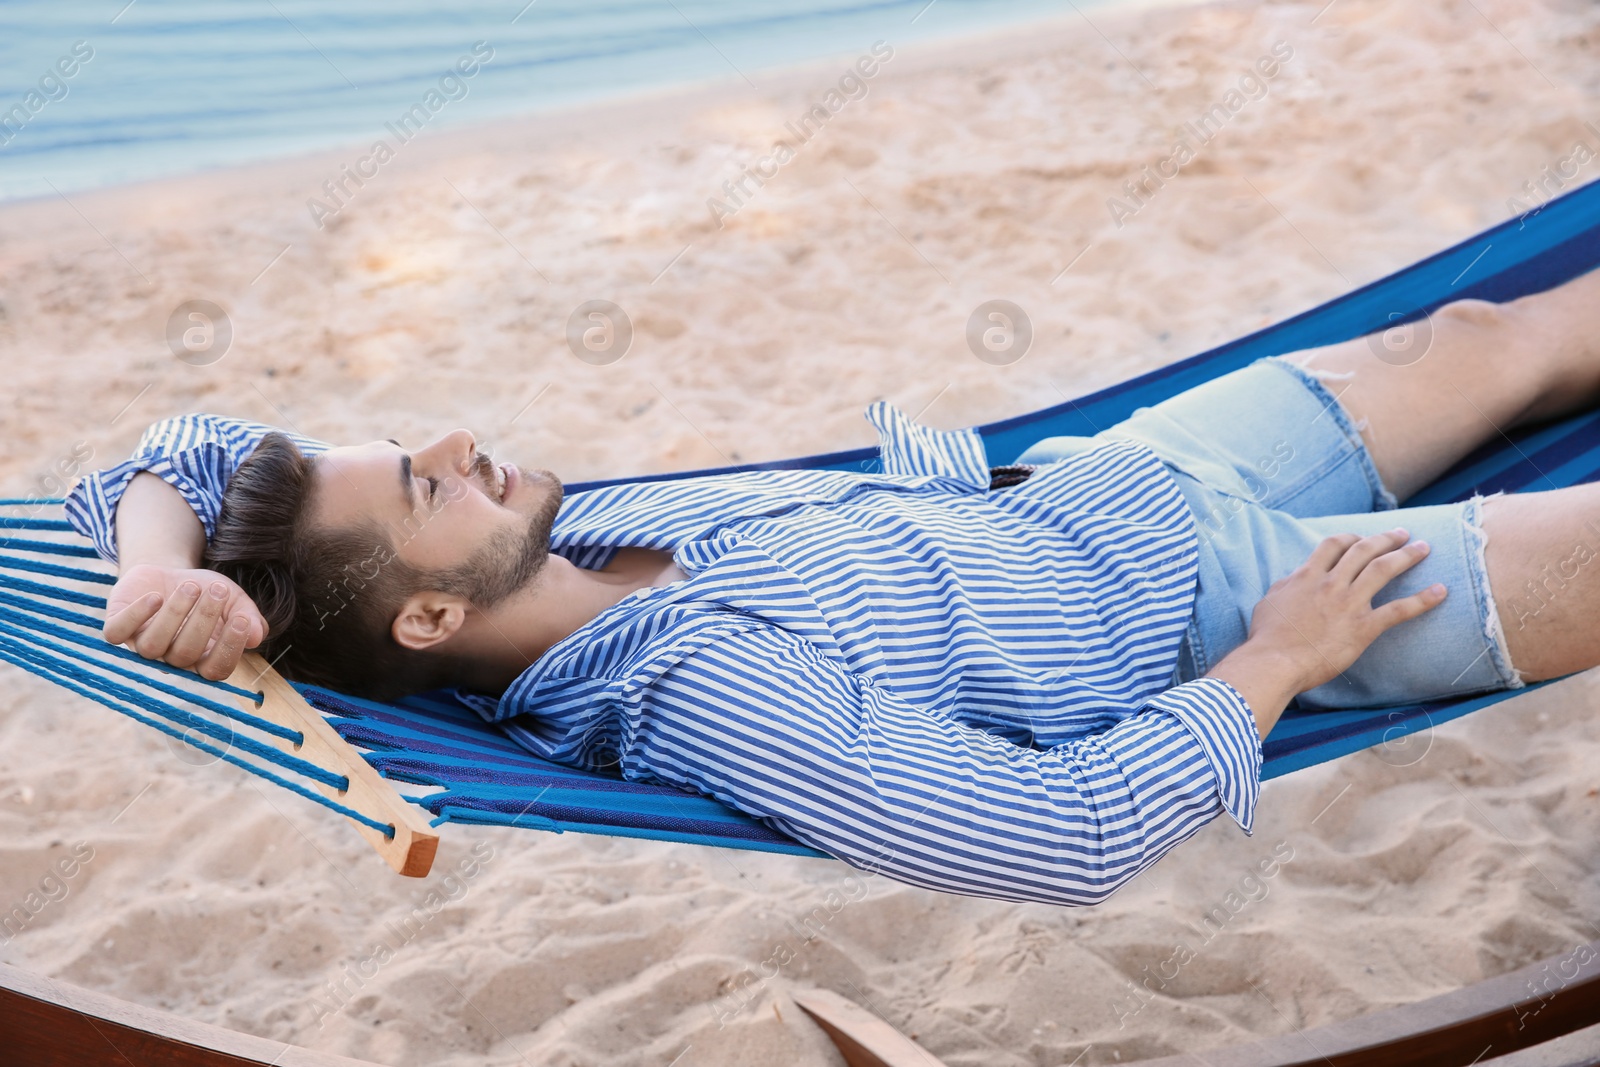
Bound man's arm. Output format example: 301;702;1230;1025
611;531;1445;907
616;621;1264;908
101;472;267;681
65;413;331;680
117;470;205;569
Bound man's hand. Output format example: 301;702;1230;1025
1251;528;1445;691
1207;528;1445;737
104;564;268;681
104;471;267;681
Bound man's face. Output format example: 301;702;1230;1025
309;429;564;604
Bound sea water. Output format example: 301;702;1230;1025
0;0;1168;201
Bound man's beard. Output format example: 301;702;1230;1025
430;466;564;610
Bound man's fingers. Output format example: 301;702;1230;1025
232;603;267;647
103;591;163;646
197;615;251;681
163;582;228;668
229;613;265;650
1330;528;1411;582
1353;538;1432;599
129;581;205;660
1307;532;1363;572
1370;583;1447;632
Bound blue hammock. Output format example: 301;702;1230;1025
4;177;1599;862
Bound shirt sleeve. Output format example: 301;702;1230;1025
616;622;1262;908
63;413;330;565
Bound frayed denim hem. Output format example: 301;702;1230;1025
1461;490;1527;692
1260;354;1400;512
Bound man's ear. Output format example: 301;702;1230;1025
392;591;470;652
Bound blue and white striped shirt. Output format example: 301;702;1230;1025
66;407;1262;907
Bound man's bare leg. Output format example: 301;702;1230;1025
1476;482;1600;683
1271;268;1600;684
1277;267;1600;503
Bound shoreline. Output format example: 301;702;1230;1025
0;0;1214;220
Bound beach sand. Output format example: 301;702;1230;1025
3;0;1600;1062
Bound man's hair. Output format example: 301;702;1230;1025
204;432;467;702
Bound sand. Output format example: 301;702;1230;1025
2;0;1600;1062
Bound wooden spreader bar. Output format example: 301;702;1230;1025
226;653;438;877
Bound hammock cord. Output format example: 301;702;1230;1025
0;551;116;586
0;600;301;744
0;596;263;702
0;569;109;608
0;536;97;558
0;630;344;789
0;509;396;839
0;636;393;837
0;516;76;532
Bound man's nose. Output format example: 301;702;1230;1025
421;429;477;475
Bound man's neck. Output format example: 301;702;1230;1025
452;549;686;693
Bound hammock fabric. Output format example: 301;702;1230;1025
3;177;1599;861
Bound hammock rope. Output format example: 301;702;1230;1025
0;631;339;788
0;635;393;837
0;518;396;838
0;177;1597;859
0;552;116;585
0;590;263;703
0;569;114;608
0;516;76;532
0;536;97;558
0;611;301;745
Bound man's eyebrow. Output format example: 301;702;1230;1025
384;441;416;508
386;439;413;507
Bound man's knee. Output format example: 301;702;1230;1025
1433;297;1551;380
1433;297;1514;334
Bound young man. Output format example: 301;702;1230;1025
68;271;1600;907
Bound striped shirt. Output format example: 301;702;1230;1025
66;407;1262;907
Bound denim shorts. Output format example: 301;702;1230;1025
1015;354;1525;711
